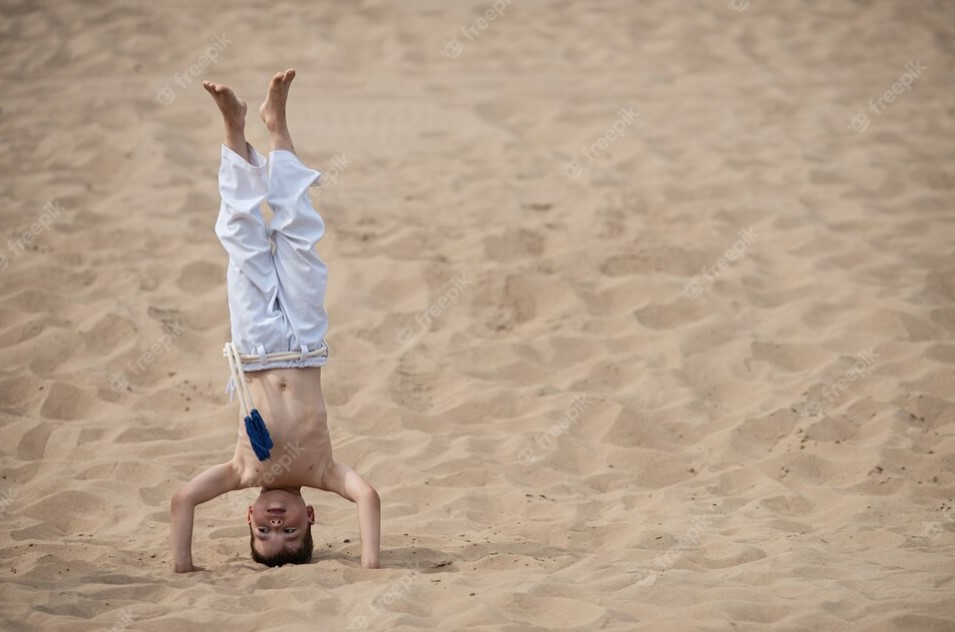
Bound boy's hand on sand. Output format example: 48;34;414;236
173;563;205;573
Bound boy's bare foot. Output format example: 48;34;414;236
203;81;247;129
203;80;250;163
259;69;295;130
259;69;296;154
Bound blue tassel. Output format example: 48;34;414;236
244;409;273;461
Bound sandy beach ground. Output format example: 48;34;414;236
1;0;954;630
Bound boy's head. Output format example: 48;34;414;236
247;488;315;566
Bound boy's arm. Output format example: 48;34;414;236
170;461;241;573
320;462;381;568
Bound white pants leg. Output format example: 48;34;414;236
267;150;329;354
215;144;328;372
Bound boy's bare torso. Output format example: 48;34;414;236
232;367;333;489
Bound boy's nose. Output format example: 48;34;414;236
269;517;283;526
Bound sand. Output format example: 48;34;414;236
1;0;954;630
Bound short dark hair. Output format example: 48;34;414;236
249;524;313;567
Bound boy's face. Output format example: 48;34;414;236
247;488;315;558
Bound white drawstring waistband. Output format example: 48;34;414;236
223;341;329;408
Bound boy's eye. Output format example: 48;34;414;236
257;527;269;533
284;528;296;534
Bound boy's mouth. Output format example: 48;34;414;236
267;508;286;515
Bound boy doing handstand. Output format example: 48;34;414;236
170;69;380;572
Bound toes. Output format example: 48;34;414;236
268;69;295;91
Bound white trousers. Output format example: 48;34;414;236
215;144;329;372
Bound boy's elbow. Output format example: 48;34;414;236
170;487;191;511
360;487;380;508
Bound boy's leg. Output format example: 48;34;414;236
206;80;290;358
260;70;330;352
